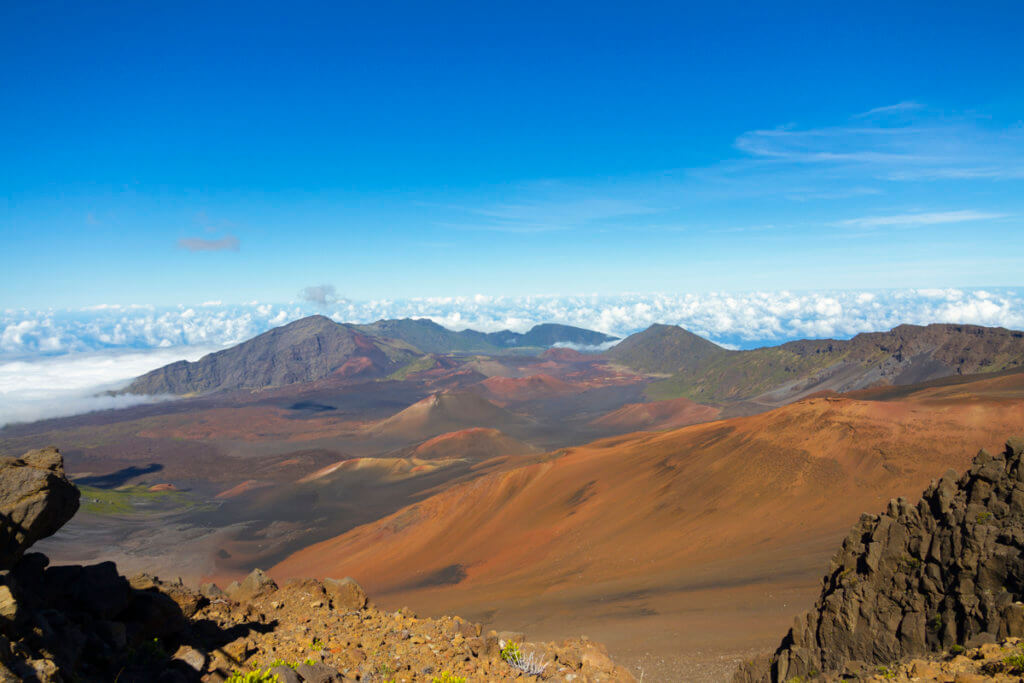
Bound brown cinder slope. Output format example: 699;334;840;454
735;438;1024;682
271;373;1024;680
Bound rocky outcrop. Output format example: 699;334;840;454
0;447;634;681
0;447;79;569
736;438;1024;682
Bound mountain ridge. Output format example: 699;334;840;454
124;316;619;396
608;322;1024;404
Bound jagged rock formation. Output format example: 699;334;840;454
0;448;634;681
735;438;1024;682
0;447;79;569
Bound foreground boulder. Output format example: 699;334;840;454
0;447;79;570
736;438;1024;681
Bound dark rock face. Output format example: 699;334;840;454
736;438;1024;682
0;447;80;570
124;315;421;395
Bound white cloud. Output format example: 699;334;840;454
0;346;219;427
855;101;925;118
834;210;1007;229
3;288;1024;376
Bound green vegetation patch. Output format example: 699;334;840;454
78;484;214;516
385;355;438;381
646;347;848;402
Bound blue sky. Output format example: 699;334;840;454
3;1;1024;308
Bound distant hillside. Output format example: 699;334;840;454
609;323;1024;404
125;315;420;395
354;318;617;353
352;318;496;353
488;322;618;349
604;323;728;374
125;316;618;395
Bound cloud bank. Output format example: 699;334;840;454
4;289;1024;425
0;346;218;427
4;289;1024;357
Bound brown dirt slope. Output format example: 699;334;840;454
590;396;720;432
366;391;528;441
410;428;538;461
271;373;1024;679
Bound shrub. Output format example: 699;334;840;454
1004;650;1024;673
225;669;280;683
501;641;547;676
431;673;467;683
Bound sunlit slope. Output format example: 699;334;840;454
273;383;1024;601
609;323;1024;403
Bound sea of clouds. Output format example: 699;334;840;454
3;288;1023;426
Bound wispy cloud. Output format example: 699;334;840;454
730;112;1024;182
440;196;660;233
855;101;925;118
833;210;1008;229
177;235;240;252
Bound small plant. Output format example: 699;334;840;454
1004;650;1024;673
899;555;922;571
876;665;895;679
977;511;994;523
126;637;168;666
928;613;944;633
310;637;325;651
949;644;965;656
225;669;280;683
431;673;467;683
500;640;522;663
501;641;547;677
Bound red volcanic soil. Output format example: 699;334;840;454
272;380;1024;678
215;479;273;499
541;348;587;362
411;428;537;461
477;374;579;403
334;355;375;377
590;396;721;432
366;391;527;441
147;483;177;492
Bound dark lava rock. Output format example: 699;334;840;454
0;448;79;569
736;437;1024;682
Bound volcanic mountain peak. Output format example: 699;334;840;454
125;314;421;395
604;323;728;374
353;317;493;353
411;427;538;461
504;322;619;348
367;390;526;441
355;317;618;353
